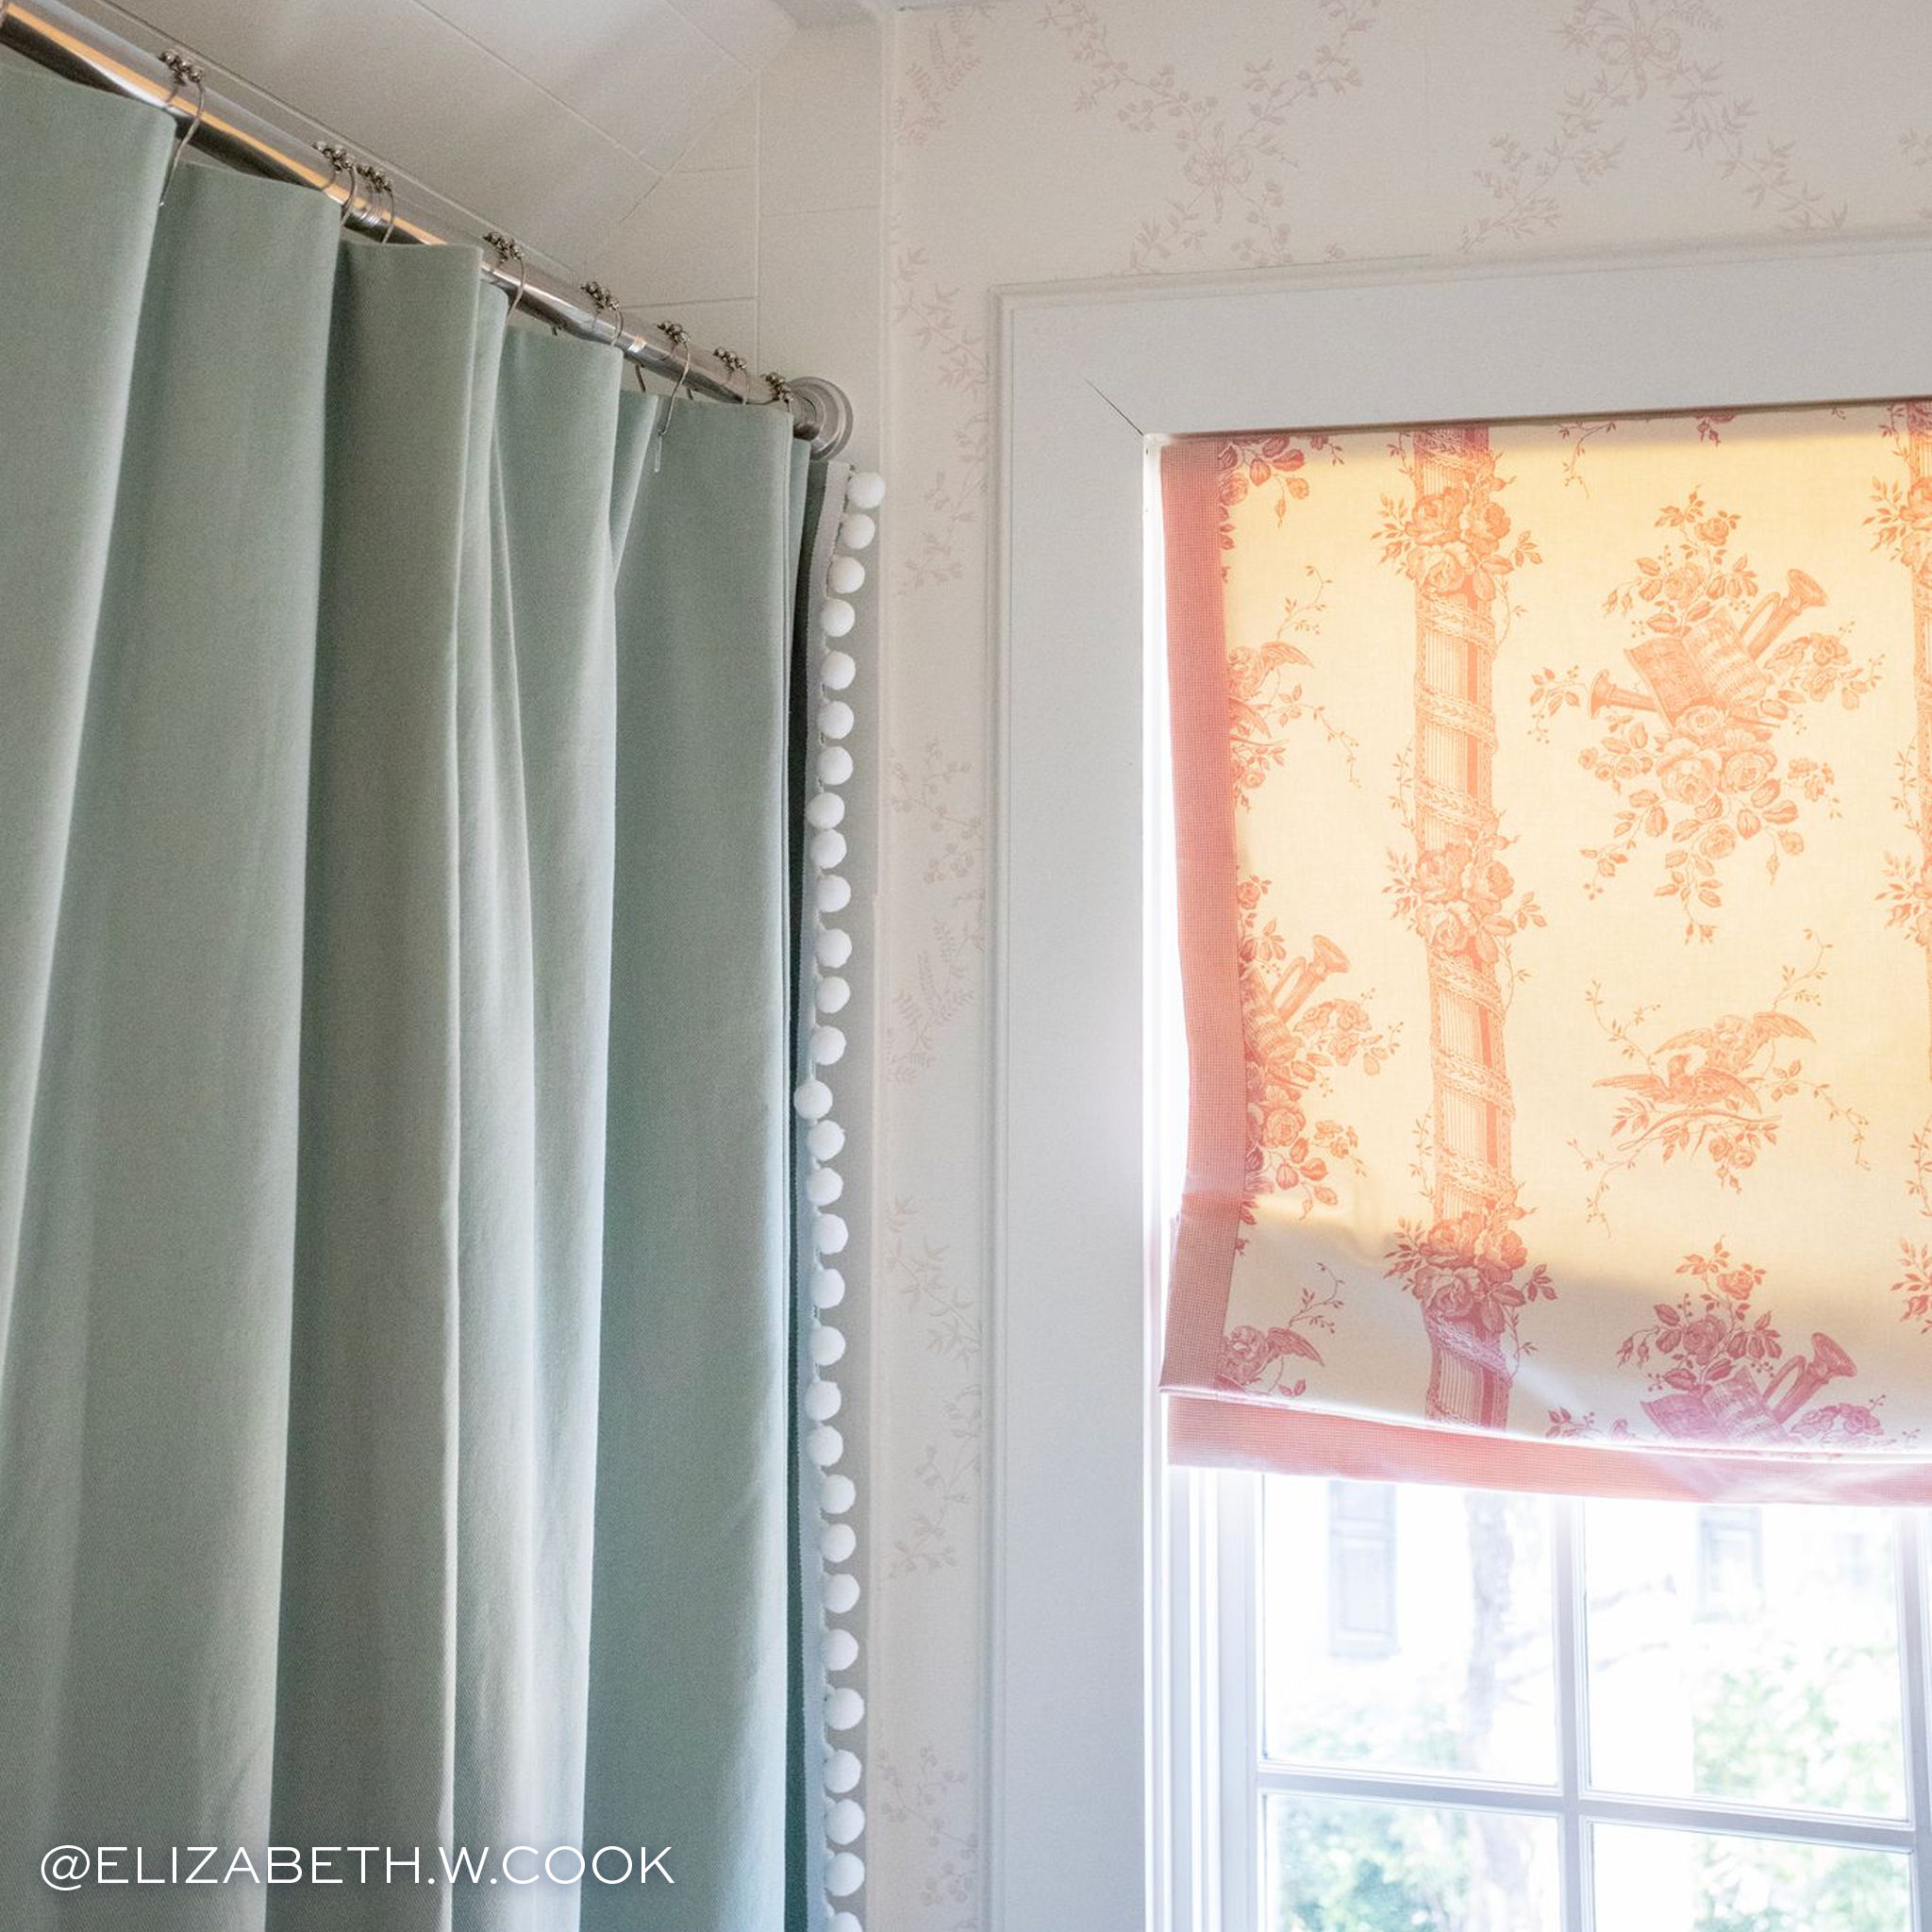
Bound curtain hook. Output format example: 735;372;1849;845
763;371;794;410
580;281;625;351
651;322;693;472
485;232;526;319
714;347;749;404
157;51;206;209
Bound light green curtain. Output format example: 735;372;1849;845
0;65;806;1930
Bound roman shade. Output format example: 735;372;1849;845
1160;401;1932;1501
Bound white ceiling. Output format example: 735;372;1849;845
53;0;874;284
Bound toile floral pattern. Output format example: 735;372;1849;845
1172;397;1932;1471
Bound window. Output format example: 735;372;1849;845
993;244;1932;1932
1190;1470;1930;1932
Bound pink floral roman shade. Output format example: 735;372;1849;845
1160;403;1932;1502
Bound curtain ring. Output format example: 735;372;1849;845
485;232;526;319
315;142;359;225
763;371;794;409
714;347;749;404
356;163;396;242
157;51;206;209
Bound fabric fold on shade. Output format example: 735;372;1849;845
1159;409;1932;1504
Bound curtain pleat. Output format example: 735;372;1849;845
583;401;796;1932
0;63;805;1931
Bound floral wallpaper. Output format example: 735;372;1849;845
873;1;1932;1923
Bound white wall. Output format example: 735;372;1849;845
49;0;799;291
639;19;886;473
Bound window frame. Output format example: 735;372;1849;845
1195;1474;1932;1931
991;239;1932;1932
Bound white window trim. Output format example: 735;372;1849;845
990;236;1932;1932
1195;1479;1932;1932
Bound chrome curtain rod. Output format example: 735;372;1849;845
0;0;854;457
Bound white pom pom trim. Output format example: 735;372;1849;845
803;466;885;1914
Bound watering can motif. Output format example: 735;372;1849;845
1641;1330;1857;1446
1247;936;1349;1069
1591;569;1827;725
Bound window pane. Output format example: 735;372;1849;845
1264;1793;1558;1932
1583;1501;1906;1815
1262;1475;1557;1783
1592;1822;1910;1932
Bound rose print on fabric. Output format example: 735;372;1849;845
1215;432;1341;555
1574;938;1871;1224
1616;1246;1886;1450
1386;815;1544;994
1385;1200;1557;1393
1531;493;1876;941
1173;400;1932;1492
1379;428;1547;1432
1237;878;1398;1226
1376;450;1541;613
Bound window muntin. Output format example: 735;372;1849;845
1218;1473;1932;1932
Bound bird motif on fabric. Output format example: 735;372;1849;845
1594;1009;1813;1117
